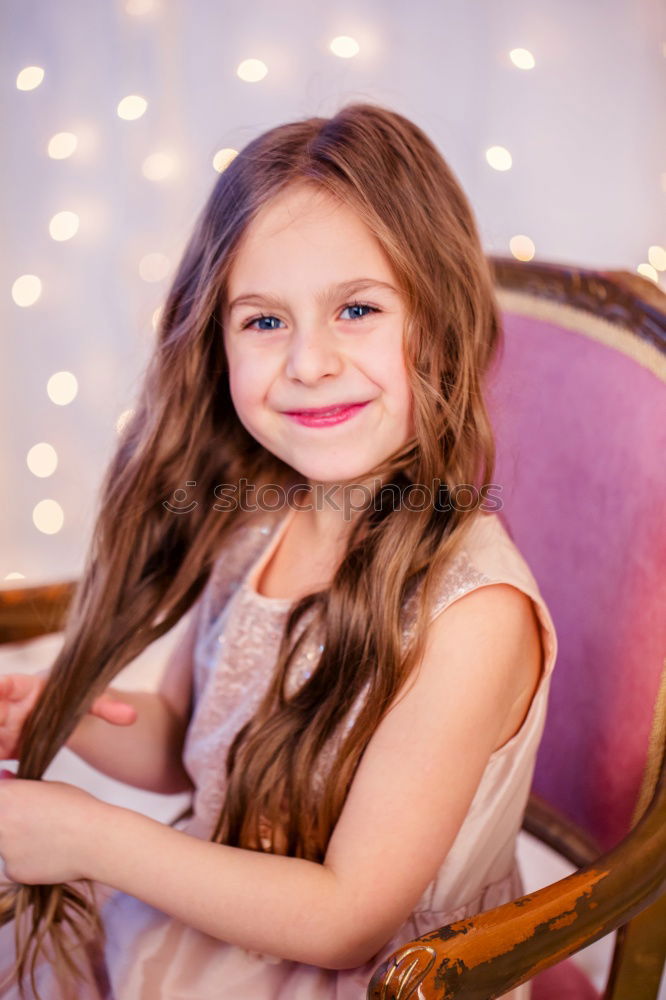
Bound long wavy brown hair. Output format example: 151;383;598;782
1;100;502;997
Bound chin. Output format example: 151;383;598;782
294;463;383;493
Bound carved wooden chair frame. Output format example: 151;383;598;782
364;259;666;999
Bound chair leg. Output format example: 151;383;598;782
603;891;666;1000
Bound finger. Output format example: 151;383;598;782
1;675;31;702
90;697;137;725
91;694;137;717
0;683;14;726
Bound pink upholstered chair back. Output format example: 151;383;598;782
485;263;666;853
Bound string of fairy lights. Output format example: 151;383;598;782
6;2;666;581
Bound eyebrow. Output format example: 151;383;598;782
227;278;398;313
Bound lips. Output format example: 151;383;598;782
283;400;370;428
283;401;368;416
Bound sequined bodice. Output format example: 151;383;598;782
182;509;490;833
98;507;556;998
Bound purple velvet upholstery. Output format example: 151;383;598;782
531;956;601;1000
485;305;665;998
486;308;666;854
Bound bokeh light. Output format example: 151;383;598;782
47;132;78;159
237;59;268;82
16;66;44;91
125;0;157;13
330;36;360;58
509;48;535;69
142;152;178;180
47;371;78;405
213;148;238;173
509;235;536;261
32;498;64;535
151;306;163;330
485;145;513;171
647;245;666;271
637;263;658;283
12;275;42;307
49;211;80;241
116;408;135;434
117;95;148;120
27;443;58;478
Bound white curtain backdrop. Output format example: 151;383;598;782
2;0;665;579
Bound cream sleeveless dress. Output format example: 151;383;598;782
0;506;558;1000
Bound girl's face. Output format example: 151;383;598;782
222;183;414;488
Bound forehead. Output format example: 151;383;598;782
226;184;393;295
243;183;357;241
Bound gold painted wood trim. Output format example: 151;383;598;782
0;581;76;644
489;257;666;354
495;286;666;382
368;744;665;998
605;891;666;1000
631;658;666;829
605;658;666;1000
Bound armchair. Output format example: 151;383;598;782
1;260;665;1000
365;259;666;999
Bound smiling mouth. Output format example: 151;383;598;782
282;401;371;427
283;401;370;416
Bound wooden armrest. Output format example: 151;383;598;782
368;756;666;998
522;790;602;868
0;581;76;644
489;256;666;350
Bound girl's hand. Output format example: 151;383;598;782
0;774;104;884
0;670;137;760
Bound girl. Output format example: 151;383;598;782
0;101;557;999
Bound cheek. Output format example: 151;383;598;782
378;323;411;409
395;367;415;436
227;355;273;417
385;354;413;415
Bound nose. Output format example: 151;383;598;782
284;324;343;385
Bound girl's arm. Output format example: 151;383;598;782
65;603;201;795
83;583;542;970
65;689;192;794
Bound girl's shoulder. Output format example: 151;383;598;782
436;509;551;611
406;509;558;680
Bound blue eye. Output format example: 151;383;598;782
243;314;282;331
241;301;379;331
340;301;379;321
